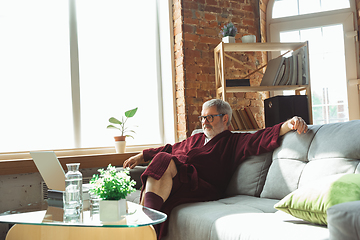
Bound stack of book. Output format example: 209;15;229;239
260;45;309;86
230;107;259;130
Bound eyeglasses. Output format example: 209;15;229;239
198;114;225;123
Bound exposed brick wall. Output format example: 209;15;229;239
357;0;360;63
173;0;187;140
173;0;267;141
174;0;360;141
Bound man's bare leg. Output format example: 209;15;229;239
140;159;177;206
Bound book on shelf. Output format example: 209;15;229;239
239;109;253;130
290;55;298;85
278;57;291;86
231;110;241;131
230;116;238;131
286;56;294;85
261;45;309;86
293;45;309;85
233;110;245;130
231;108;259;130
297;54;303;85
260;57;285;86
244;107;259;129
273;64;285;86
226;79;250;87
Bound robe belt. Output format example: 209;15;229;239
179;164;198;191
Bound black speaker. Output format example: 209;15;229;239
264;95;310;127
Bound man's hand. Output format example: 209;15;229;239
279;116;308;136
123;152;145;169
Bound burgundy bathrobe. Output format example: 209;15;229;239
141;123;282;239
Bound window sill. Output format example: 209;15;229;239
0;152;141;176
0;144;162;176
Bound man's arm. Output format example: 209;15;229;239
123;143;174;169
123;152;145;169
279;116;308;136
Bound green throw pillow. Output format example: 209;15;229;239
274;173;360;225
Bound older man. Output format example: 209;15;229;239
123;99;307;239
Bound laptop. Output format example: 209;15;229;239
31;151;91;203
30;151;66;191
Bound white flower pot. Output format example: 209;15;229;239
114;136;126;153
222;36;235;43
114;140;126;153
99;199;127;222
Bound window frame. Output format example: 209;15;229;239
266;0;360;121
0;0;176;161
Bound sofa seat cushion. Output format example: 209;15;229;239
208;211;329;240
163;195;279;240
163;196;328;240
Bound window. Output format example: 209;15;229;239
0;0;174;154
273;0;350;19
268;0;359;124
76;0;162;149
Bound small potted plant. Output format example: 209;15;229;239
220;22;237;43
107;107;138;153
89;164;136;222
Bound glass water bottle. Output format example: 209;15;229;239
63;163;83;215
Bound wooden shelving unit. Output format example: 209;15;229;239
214;41;313;125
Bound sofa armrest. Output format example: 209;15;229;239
327;201;360;240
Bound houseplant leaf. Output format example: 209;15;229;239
125;107;138;118
107;125;120;131
109;117;122;125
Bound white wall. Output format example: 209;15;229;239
0;168;100;240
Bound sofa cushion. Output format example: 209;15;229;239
163;195;279;240
274;173;360;225
207;211;328;240
226;152;273;197
260;124;320;199
327;200;360;240
192;128;273;197
163;199;329;240
261;121;360;200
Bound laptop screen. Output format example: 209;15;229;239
30;151;65;191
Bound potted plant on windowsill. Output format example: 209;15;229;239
107;107;138;153
89;164;136;222
220;22;237;43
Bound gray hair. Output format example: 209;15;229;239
203;99;232;126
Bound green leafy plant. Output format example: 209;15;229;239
89;164;136;200
220;22;238;37
107;107;138;138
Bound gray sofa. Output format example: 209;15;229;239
127;120;360;240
